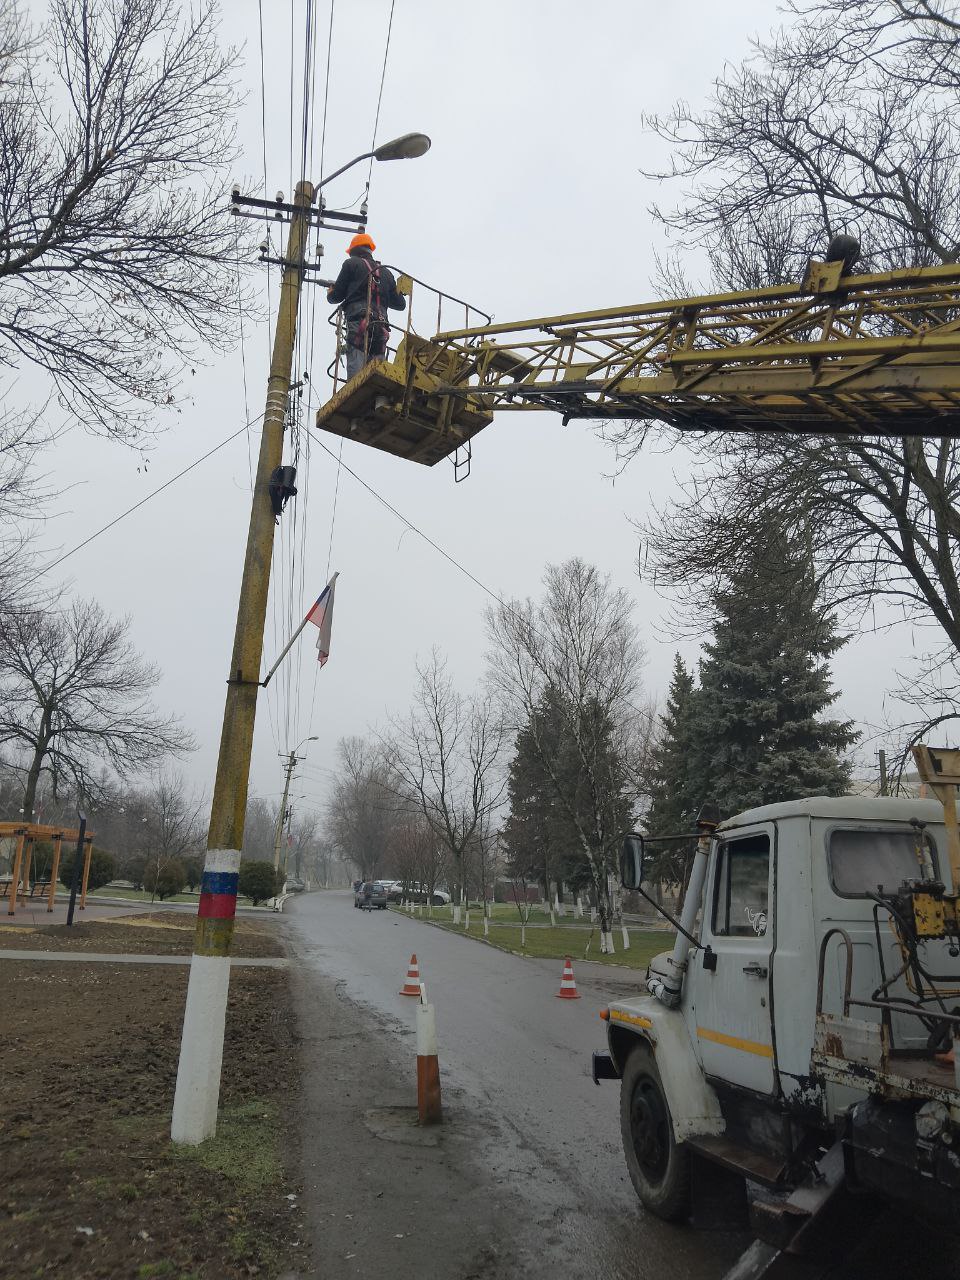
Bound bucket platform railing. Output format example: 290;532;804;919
319;269;495;467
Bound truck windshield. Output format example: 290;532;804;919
827;827;939;897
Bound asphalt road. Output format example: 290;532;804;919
287;890;749;1279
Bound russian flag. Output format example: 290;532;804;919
305;572;338;666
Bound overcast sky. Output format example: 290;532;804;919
31;0;908;817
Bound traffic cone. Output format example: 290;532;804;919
556;955;581;999
400;954;422;997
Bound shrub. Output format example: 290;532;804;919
30;840;55;882
59;846;116;891
154;858;187;900
183;857;203;892
123;854;147;891
238;860;279;906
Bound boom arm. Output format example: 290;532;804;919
315;259;960;465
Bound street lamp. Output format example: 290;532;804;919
317;131;431;191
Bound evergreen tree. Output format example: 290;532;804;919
694;536;857;817
644;654;700;887
503;685;632;899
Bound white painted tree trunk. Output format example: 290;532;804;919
590;907;598;924
464;909;470;929
521;924;526;948
549;908;557;927
621;924;631;950
601;930;615;954
483;915;489;938
452;904;461;925
574;897;583;919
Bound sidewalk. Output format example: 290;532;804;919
289;956;527;1279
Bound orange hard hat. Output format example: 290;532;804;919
347;233;376;253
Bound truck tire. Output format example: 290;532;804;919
620;1042;691;1222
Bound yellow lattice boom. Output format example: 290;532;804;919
315;260;960;465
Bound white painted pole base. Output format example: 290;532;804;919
171;952;231;1144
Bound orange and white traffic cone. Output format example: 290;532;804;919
556;955;581;999
400;953;422;997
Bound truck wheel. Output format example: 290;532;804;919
620;1043;690;1222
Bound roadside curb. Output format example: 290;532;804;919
385;906;647;973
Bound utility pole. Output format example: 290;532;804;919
879;749;889;797
273;752;298;876
170;131;432;1148
171;180;315;1146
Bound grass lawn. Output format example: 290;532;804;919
392;905;673;970
88;886;199;904
87;886;271;909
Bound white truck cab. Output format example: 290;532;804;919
595;769;960;1262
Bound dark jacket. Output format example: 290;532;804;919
327;248;406;323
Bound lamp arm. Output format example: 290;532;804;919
316;152;375;192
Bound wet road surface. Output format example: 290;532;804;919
287;890;749;1279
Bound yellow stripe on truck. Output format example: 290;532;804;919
697;1026;774;1059
609;1009;653;1030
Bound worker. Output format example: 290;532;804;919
326;233;406;381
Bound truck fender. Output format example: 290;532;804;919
607;998;725;1143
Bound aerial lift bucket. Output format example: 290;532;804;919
315;333;494;466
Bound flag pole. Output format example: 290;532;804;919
261;571;338;688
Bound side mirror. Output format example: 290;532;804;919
621;833;645;891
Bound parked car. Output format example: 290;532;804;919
403;883;451;907
285;877;305;893
352;879;364;895
355;881;388;910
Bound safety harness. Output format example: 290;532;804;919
351;257;391;358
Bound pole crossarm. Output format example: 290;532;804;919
419;262;960;436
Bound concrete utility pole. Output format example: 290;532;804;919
171;180;315;1146
273;754;297;877
879;749;889;797
273;737;316;877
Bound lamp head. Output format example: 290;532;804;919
372;132;431;162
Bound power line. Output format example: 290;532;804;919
37;420;259;579
366;0;397;186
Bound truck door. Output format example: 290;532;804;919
692;827;775;1094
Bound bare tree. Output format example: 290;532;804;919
141;768;204;900
0;595;189;816
0;0;245;440
326;736;394;882
625;0;960;754
485;560;644;953
386;651;507;924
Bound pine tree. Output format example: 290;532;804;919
646;655;699;834
644;654;700;887
694;536;857;817
503;684;632;899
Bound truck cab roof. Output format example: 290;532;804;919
718;794;944;831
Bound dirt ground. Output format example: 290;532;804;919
0;914;304;1279
0;910;285;957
